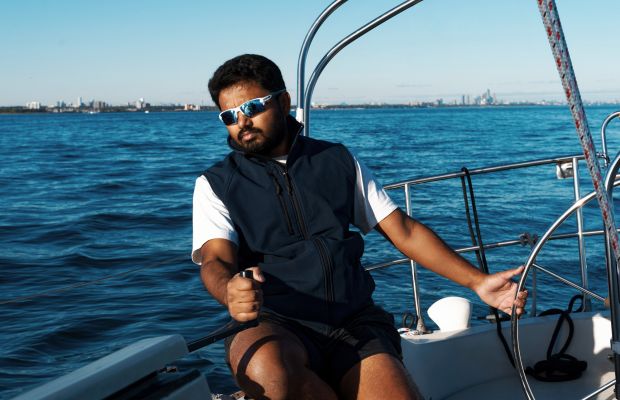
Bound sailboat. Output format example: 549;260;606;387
13;1;620;399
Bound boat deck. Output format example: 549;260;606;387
401;312;614;399
446;370;615;400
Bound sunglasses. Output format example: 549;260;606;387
219;89;286;126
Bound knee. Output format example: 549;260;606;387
239;362;302;400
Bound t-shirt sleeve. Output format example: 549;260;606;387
191;175;238;265
349;150;399;234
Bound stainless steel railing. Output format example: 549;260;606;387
363;111;619;339
365;152;607;332
296;0;424;134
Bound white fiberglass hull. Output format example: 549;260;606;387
401;311;613;399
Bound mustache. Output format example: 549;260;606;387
237;128;262;141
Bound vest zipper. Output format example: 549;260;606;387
269;173;295;235
281;168;309;238
277;164;335;304
314;237;335;303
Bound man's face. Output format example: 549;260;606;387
218;81;290;157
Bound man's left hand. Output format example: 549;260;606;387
474;266;528;316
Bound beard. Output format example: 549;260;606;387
237;124;287;156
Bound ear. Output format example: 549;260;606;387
279;91;291;115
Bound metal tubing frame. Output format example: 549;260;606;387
365;228;620;271
532;263;605;303
580;379;615;400
296;0;347;124
384;153;602;190
600;111;620;167
302;0;423;136
603;151;620;395
404;183;428;333
572;157;591;311
530;258;538;317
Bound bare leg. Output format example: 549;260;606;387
228;322;338;400
338;353;423;400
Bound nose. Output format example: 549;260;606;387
236;110;252;129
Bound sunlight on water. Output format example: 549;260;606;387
0;106;619;396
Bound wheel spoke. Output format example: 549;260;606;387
532;263;606;303
580;379;615;400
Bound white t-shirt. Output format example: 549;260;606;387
192;151;398;264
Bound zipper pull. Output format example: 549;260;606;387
282;170;293;194
269;174;282;195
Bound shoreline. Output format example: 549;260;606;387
1;102;619;115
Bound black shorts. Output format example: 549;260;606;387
224;304;402;386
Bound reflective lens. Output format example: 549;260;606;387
219;89;286;126
219;110;238;125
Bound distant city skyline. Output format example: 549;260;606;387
17;86;620;110
1;1;619;107
13;88;620;111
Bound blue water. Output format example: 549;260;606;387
1;106;619;398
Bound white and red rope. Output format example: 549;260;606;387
537;0;620;266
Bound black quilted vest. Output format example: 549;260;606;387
204;116;375;333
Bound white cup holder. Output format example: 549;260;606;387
427;296;472;332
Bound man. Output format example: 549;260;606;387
193;54;527;400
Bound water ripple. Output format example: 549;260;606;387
1;107;618;397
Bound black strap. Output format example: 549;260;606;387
460;167;489;274
460;167;515;368
525;295;587;381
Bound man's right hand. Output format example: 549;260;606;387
226;266;265;322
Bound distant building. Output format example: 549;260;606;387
26;101;41;110
481;89;495;105
136;98;145;110
184;104;201;111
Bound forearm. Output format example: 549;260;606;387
200;259;236;306
198;239;239;306
402;220;485;291
378;209;528;315
197;239;264;321
378;209;485;291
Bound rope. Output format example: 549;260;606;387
537;0;620;267
519;4;620;396
0;255;187;305
460;168;489;274
525;295;587;382
460;167;515;368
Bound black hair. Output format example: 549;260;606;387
208;54;286;109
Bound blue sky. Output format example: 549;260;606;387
1;0;619;106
